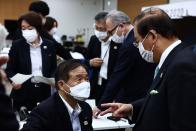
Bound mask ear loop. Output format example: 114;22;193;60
58;80;71;94
151;44;155;52
150;33;158;52
141;32;150;44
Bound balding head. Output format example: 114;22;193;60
134;8;177;39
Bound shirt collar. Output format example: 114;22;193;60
59;93;82;116
124;25;134;39
158;39;181;69
27;37;43;48
101;38;111;45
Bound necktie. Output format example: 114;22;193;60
71;110;81;131
154;66;160;79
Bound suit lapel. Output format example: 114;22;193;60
41;41;48;76
78;103;90;131
23;42;31;73
124;29;134;44
55;93;73;131
135;43;185;124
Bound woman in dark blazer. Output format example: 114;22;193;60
6;12;57;111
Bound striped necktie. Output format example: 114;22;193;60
154;66;160;79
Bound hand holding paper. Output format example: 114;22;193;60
10;73;32;85
10;73;55;86
31;76;55;86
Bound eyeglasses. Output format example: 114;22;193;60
107;25;119;36
133;32;150;48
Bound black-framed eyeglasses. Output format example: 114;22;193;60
107;25;119;36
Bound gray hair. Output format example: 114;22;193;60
106;10;131;26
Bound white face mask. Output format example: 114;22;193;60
111;26;124;43
63;81;91;101
138;33;155;63
50;27;58;35
22;29;38;43
94;29;107;40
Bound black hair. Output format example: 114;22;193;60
55;59;88;89
44;16;58;31
94;12;108;21
134;8;177;39
29;1;50;17
18;11;43;34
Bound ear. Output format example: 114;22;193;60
57;80;65;90
149;29;158;43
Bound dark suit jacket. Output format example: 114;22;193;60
86;36;121;99
6;38;57;111
0;84;19;131
21;93;93;131
132;43;196;131
98;30;156;107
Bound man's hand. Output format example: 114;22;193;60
92;106;101;118
100;103;133;118
0;56;8;67
90;58;103;67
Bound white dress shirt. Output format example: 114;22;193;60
98;39;110;85
59;94;82;131
28;37;43;76
158;40;181;69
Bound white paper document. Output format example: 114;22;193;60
10;73;32;84
10;73;55;85
32;76;55;86
93;113;134;130
85;99;96;108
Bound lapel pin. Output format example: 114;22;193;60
149;90;159;95
83;121;88;125
43;46;47;49
114;46;117;49
160;73;163;78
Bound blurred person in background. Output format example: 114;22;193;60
0;56;19;131
44;16;62;43
0;23;9;50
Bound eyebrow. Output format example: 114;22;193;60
75;74;87;77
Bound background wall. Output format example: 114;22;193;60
103;0;117;11
117;0;168;22
0;0;35;24
0;0;117;46
42;0;103;46
170;0;195;3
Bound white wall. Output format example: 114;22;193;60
43;0;101;46
43;0;117;46
170;0;196;3
103;0;117;11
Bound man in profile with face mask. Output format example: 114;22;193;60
93;10;156;116
99;8;196;131
21;60;93;131
86;12;121;104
